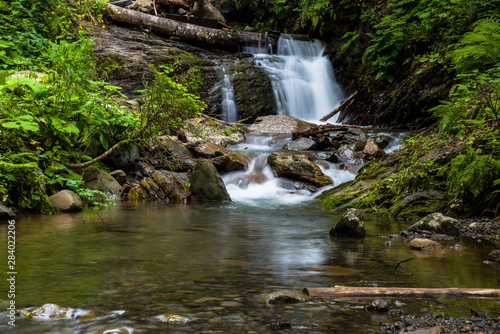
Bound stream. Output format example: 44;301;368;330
1;34;499;333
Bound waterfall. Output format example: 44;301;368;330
248;34;344;123
221;67;238;123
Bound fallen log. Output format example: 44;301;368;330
319;91;358;122
291;123;362;140
303;287;500;298
103;3;268;51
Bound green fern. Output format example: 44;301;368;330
451;17;500;73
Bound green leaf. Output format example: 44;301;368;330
1;121;39;131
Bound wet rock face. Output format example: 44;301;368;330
89;25;216;98
231;61;277;122
330;208;366;238
267;152;333;187
405;213;460;236
190;160;231;202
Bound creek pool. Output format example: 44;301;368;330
1;200;499;333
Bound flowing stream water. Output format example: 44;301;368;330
1;35;499;333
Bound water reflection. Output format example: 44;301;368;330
0;202;498;333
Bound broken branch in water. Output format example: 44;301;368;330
394;257;414;275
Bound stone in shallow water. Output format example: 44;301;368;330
157;314;190;323
220;301;244;307
30;303;90;320
264;291;309;304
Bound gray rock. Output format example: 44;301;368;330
103;142;140;172
49;190;83;212
190;161;231;202
267;152;333;187
405;213;460;236
82;166;123;201
247;115;315;134
264;291;309;304
337;145;364;163
0;202;15;217
283;137;317;151
367;299;390;312
342;128;368;151
110;170;127;185
330;208;366;238
159;136;193;159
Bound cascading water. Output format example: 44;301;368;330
249;34;344;122
221;67;238;123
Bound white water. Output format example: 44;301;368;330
250;34;344;123
221;67;238;123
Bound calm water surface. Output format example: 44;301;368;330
1;200;499;333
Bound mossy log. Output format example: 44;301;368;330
104;3;268;51
304;287;500;298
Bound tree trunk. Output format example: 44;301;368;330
103;3;267;52
303;287;500;298
292;124;363;140
319;91;358;122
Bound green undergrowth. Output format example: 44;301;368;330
0;0;207;213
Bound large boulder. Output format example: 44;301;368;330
49;190;83;212
190;161;231;202
82;166;123;201
247;115;315;134
158;136;194;160
329;208;366;238
405;213;460;236
128;170;191;202
267;152;333;187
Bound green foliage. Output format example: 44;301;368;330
450;18;500;74
0;153;54;213
138;66;206;139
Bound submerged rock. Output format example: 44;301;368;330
29;303;90;320
190;161;231;202
267;152;333;187
407;238;443;251
49;190;83;212
486;249;500;264
264;291;309;304
405;213;460;236
330;208;366;238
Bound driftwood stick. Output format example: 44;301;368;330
67;139;131;169
292;123;362;140
303;287;500;298
319;91;358;122
394;258;414;275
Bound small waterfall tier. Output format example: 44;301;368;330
247;34;344;123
